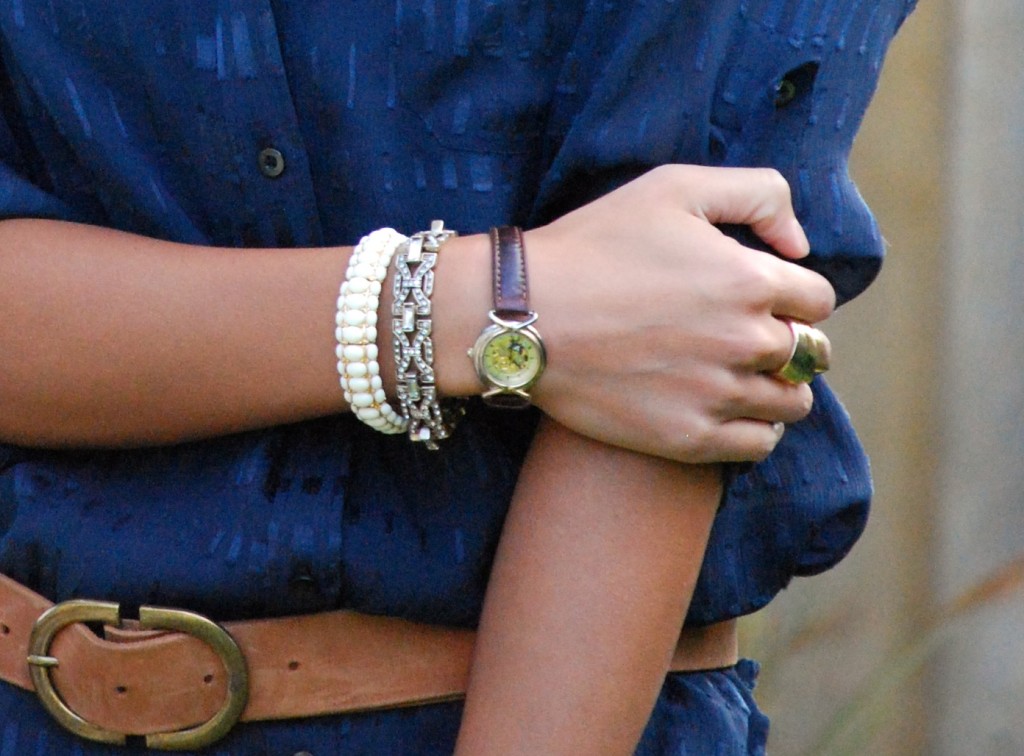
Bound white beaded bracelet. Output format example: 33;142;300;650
336;228;409;434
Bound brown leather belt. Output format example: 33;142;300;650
0;572;738;750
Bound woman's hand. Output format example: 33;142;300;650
525;165;835;463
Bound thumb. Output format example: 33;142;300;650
688;166;810;260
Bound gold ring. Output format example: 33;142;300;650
775;320;831;384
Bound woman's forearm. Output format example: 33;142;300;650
456;418;722;755
0;218;489;447
0;219;351;446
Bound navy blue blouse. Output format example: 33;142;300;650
0;1;916;753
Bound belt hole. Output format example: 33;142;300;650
0;623;9;635
203;673;215;684
288;660;301;671
115;685;128;695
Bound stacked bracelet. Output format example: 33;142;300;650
392;220;462;449
336;227;408;434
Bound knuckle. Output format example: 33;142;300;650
733;257;778;305
819;281;838;316
719;378;754;414
750;434;779;462
790;383;815;417
754;322;789;365
794;385;815;418
663;418;714;463
759;167;791;198
636;164;684;207
804;271;837;318
646;163;678;187
776;383;814;423
726;426;780;464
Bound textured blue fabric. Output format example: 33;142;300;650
0;1;915;752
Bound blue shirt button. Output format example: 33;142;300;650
259;147;286;178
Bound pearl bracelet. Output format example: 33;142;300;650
336;228;408;434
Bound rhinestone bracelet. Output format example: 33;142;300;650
336;228;408;434
392;220;464;449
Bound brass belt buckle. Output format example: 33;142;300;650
26;599;249;751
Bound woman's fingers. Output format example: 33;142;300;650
703;418;789;463
673;377;813;463
680;165;836;320
673;165;810;260
723;373;816;426
525;164;834;463
761;254;836;323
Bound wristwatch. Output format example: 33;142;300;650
469;226;546;409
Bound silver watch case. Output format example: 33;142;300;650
469;312;546;409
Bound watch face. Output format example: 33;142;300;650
479;328;544;388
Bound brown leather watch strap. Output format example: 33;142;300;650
0;572;738;742
490;225;531;319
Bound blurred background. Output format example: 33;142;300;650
741;1;1024;753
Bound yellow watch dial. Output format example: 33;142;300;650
481;330;543;388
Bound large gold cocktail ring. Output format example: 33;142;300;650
774;320;831;384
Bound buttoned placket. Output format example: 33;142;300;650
201;0;325;248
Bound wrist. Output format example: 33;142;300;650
422;232;492;398
514;225;573;412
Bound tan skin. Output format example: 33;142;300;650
454;169;818;753
455;421;723;754
0;166;829;750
